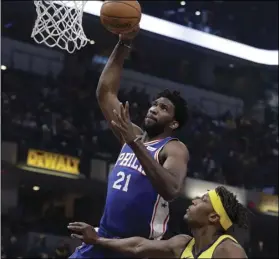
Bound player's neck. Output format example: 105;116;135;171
191;227;220;255
142;131;171;143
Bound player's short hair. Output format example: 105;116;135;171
216;186;250;229
156;89;188;129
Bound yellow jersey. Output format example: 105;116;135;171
180;234;238;259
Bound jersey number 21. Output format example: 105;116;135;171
112;171;131;192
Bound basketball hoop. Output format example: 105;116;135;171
31;1;89;53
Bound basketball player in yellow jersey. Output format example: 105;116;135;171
68;186;249;258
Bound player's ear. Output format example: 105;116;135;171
169;121;179;130
208;212;219;224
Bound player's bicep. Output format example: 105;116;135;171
163;151;188;173
163;142;189;187
136;235;189;258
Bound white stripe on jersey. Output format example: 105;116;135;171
149;195;169;239
148;141;172;239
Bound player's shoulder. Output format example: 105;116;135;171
214;238;247;258
167;138;188;150
164;139;189;157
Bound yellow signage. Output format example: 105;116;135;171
258;193;278;215
27;149;80;175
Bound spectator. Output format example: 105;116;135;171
5;235;20;259
26;236;50;259
53;240;70;259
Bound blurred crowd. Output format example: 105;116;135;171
1;229;72;259
2;68;278;192
184;108;278;191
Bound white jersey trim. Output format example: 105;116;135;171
149;195;170;239
149;143;172;239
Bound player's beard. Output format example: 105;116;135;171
142;121;165;138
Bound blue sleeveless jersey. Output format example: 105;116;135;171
99;137;177;239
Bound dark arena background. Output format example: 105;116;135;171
1;1;278;258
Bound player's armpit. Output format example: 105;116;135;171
161;141;189;199
213;240;248;258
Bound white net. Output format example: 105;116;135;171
31;1;89;53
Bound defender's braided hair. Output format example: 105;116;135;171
216;186;250;229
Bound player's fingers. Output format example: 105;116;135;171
111;120;123;132
71;234;84;240
67;226;83;232
113;109;121;121
120;103;126;121
68;222;83;227
125;101;130;121
113;109;125;125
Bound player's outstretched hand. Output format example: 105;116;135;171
68;222;99;244
111;101;137;145
119;24;140;41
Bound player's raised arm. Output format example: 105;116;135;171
96;27;142;143
68;222;189;258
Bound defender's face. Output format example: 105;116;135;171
184;193;215;228
143;97;176;135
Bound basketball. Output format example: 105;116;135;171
100;1;141;34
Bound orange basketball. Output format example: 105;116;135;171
100;1;141;34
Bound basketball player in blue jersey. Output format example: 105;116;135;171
70;26;189;258
69;186;249;258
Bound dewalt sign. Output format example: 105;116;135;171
27;149;80;175
257;193;278;216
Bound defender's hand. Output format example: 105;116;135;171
68;222;99;244
111;101;137;145
119;25;140;41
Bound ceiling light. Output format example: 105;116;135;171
33;186;40;191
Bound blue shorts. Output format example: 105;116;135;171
69;227;129;258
